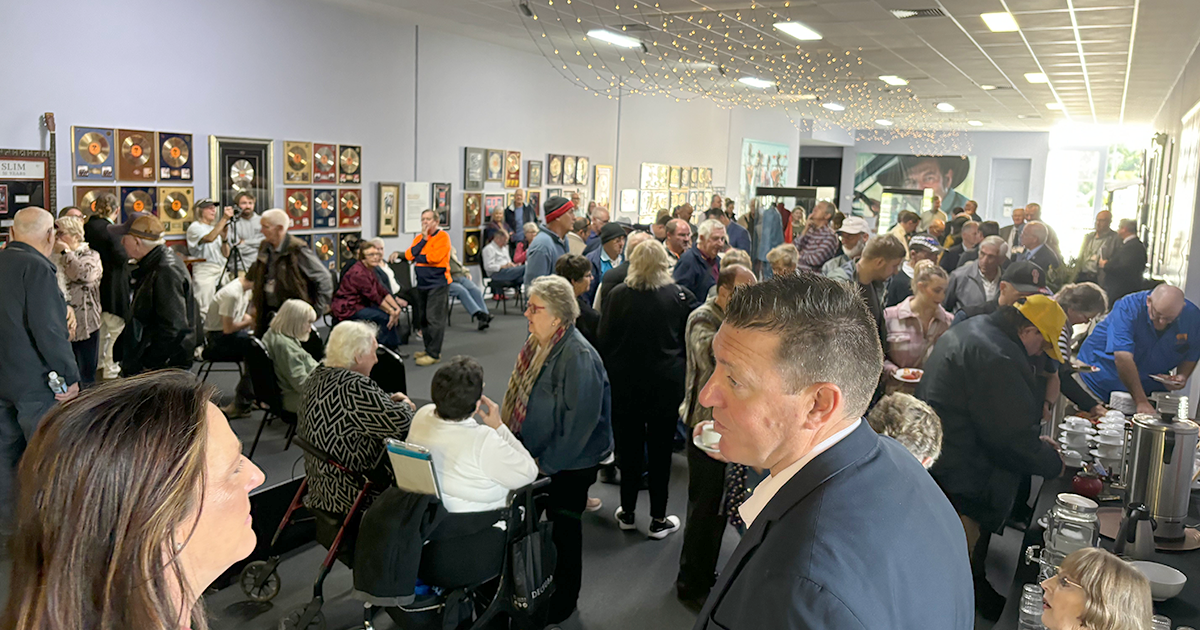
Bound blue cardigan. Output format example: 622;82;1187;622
518;327;613;476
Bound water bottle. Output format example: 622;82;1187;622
1151;615;1171;630
1017;583;1045;630
47;371;67;395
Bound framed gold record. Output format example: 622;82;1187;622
71;126;115;181
337;232;362;271
338;144;361;184
74;186;119;216
463;229;482;265
313;189;337;228
209;136;273;211
313;143;337;183
284;141;312;184
119;186;156;222
116;129;156;181
156;186;193;235
311;233;337;272
377;183;400;237
463;193;482;228
338;188;362;228
486;149;504;182
158;132;193;181
285;188;313;229
504;151;521;188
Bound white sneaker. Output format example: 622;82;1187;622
614;506;636;530
648;515;681;540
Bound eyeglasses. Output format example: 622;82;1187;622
1048;572;1083;591
526;303;547;315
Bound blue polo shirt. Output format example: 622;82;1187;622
1078;290;1200;401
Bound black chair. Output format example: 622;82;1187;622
388;257;417;330
301;324;325;362
480;263;524;315
370;345;407;394
244;336;298;459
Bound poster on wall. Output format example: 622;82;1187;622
740;139;790;205
853;153;976;226
403;181;430;234
1161;106;1200;287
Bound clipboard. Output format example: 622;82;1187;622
385;438;441;499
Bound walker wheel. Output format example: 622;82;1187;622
239;560;281;602
278;608;326;630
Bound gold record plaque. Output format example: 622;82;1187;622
116;129;156;181
158;132;193;181
504;151;521;188
486;149;504;182
72;126;115;180
284;141;312;184
313;189;336;228
157;186;194;235
312;234;337;272
313;143;337;183
338;144;361;184
285;188;312;229
463;229;482;265
463;193;482;228
74;186;119;215
119;186;156;219
338;188;362;228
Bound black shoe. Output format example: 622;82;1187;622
974;575;1007;621
599;466;619;485
477;317;489;331
675;584;710;614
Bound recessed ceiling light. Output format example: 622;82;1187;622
981;84;997;91
1025;72;1048;84
587;29;642;49
822;102;846;111
875;119;894;126
774;21;822;41
936;102;956;112
968;120;984;126
981;12;1019;32
1047;102;1063;110
738;76;774;89
879;75;909;86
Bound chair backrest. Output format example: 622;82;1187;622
245;336;286;414
388;258;415;292
302;324;325;362
370;346;407;395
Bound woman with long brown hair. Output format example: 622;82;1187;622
2;370;265;630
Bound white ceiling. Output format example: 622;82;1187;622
327;0;1200;131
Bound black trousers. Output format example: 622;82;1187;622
542;466;598;624
613;383;680;519
676;439;728;597
417;284;449;358
72;330;100;385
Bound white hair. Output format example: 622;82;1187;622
697;218;724;240
523;222;539;234
1024;221;1048;245
269;298;317;342
980;235;1007;257
529;275;579;323
12;207;53;239
260;208;289;228
625;230;654;256
325;320;377;368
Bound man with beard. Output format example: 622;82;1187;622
820;216;870;281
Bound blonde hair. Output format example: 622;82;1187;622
720;248;752;270
766;243;799;275
54;216;85;240
862;234;908;262
912;259;948;286
1058;548;1153;630
269;299;316;342
625;238;673;291
325;321;377;369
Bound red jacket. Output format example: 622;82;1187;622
331;261;389;321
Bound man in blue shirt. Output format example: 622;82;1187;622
524;196;574;286
705;207;750;254
1077;285;1200;415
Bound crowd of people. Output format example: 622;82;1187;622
0;189;1181;630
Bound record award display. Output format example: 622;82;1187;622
157;186;193;235
463;147;485;191
74;186;118;216
594;164;613;208
486;149;504;182
562;156;576;186
285;188;313;229
377;183;400;237
338;232;362;270
338;188;362;228
284;141;312;184
116;129;156;182
575;156;589;188
527;160;543;187
209;136;273;211
548;155;563;185
158;132;193;181
504;151;521;188
463;192;482;228
432;182;451;228
294;233;313;248
311;233;337;272
463;229;482;265
338;144;361;184
313;189;337;228
119;186;156;222
313;143;337;183
72;126;114;180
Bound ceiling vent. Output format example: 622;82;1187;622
890;8;946;19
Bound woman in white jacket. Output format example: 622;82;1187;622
406;356;538;513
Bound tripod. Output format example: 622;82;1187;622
226;213;251;278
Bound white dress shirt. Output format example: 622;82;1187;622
405;404;539;513
738;419;862;528
483;241;513;275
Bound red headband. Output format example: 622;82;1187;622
545;200;575;222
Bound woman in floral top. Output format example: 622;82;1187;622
883;260;952;394
54;216;103;384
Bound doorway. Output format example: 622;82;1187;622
989;158;1032;222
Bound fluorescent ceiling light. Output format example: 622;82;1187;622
875;119;893;126
774;21;822;41
981;84;997;91
1047;102;1063;110
879;75;908;86
738;76;774;89
981;12;1019;32
936;102;956;112
968;120;984;126
822;102;846;111
587;29;642;48
1025;72;1048;84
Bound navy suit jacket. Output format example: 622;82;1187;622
694;422;974;630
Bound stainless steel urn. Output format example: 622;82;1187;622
1125;413;1198;541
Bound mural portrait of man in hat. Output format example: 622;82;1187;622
895;155;972;213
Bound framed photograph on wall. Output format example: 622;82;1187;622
482;194;504;226
432;182;451;228
548;155;563;185
463;147;485;191
527;160;543;187
562;156;576;186
528;189;541;212
402;181;431;234
547;187;562;199
377;182;400;237
594;164;613;208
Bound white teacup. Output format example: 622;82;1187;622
1062;433;1089;448
1096;444;1124;459
1063;450;1084;467
1063;417;1091;431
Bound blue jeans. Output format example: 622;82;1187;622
353;306;406;349
450;277;489;317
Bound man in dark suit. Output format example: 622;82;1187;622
83;196;132;379
1014;220;1060;272
0;207;81;532
1101;218;1148;302
502;188;538;257
999;206;1025;253
940;220;981;273
693;273;973;630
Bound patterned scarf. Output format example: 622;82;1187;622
502;326;568;433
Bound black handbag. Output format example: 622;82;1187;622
509;487;556;612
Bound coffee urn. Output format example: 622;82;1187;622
1125;413;1198;541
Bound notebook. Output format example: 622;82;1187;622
385;438;441;499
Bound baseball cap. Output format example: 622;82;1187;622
1015;295;1067;362
1003;260;1049;294
908;235;943;253
108;211;164;240
193;198;219;211
837;216;870;235
599;222;626;244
